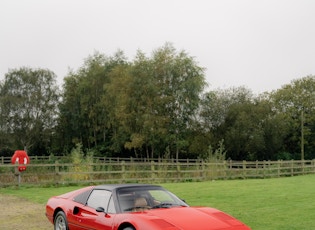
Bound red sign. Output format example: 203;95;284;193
11;150;30;172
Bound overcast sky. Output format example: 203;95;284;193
1;0;315;93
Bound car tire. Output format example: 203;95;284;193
123;227;135;230
54;211;69;230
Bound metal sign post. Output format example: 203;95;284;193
11;150;30;187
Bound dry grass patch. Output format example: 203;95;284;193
0;194;51;230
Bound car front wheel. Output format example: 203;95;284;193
54;211;69;230
123;227;135;230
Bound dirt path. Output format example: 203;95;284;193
0;194;52;230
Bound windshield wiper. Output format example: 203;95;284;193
152;202;183;209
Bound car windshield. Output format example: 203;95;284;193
117;186;188;212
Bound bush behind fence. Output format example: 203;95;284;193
1;157;315;187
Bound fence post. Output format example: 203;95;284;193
151;161;155;181
55;160;59;174
277;160;281;177
242;160;246;179
54;160;60;185
291;160;294;176
201;160;206;181
176;162;181;182
223;160;227;179
229;160;233;179
255;160;258;177
121;161;126;183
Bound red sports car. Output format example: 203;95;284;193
46;184;251;230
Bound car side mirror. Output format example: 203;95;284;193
96;207;105;212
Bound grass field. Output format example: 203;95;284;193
1;174;315;230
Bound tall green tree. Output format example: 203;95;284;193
199;87;288;160
151;43;206;160
270;75;315;159
103;44;206;159
200;87;254;132
119;51;160;158
0;67;60;154
56;72;82;152
57;45;205;159
58;50;130;154
198;87;254;156
57;51;128;154
103;59;132;154
223;100;288;160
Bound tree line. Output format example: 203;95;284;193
1;44;315;161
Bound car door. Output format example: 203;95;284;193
72;189;116;230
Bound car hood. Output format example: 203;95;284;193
138;207;250;230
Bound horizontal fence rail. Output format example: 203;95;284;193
1;157;315;187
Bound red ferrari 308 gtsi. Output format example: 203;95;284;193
46;184;251;230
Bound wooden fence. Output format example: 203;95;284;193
1;157;315;187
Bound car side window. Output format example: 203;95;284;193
87;189;113;212
73;190;92;205
107;196;116;213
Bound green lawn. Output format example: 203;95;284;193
1;174;315;230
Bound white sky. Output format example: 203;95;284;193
1;0;315;94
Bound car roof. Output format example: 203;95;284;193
93;184;162;191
